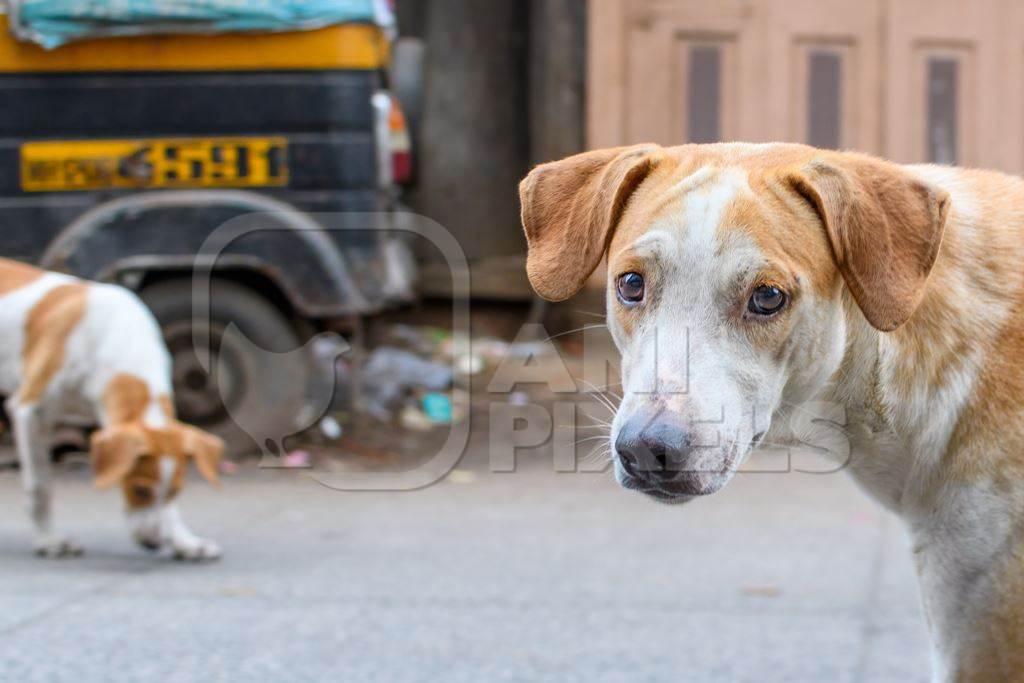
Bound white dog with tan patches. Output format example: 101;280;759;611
0;258;223;560
521;143;1024;682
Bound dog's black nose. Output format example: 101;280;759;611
615;412;692;482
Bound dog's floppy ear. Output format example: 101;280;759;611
91;425;149;489
519;144;663;301
789;153;950;331
180;425;224;486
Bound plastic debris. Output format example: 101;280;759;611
361;346;453;421
475;338;510;360
8;0;389;49
318;415;343;440
400;405;435;431
387;324;450;356
455;353;485;376
282;450;312;469
422;392;453;423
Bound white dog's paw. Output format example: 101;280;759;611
34;535;84;558
172;537;221;562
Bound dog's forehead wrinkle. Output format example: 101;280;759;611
668;165;715;195
629;228;680;259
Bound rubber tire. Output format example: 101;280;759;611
139;278;309;456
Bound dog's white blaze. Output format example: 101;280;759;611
613;170;762;487
679;166;748;258
669;171;754;433
127;455;179;547
158;456;176;496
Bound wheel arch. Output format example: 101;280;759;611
39;190;375;318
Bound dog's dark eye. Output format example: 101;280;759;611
616;272;645;305
747;284;787;316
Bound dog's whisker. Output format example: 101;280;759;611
575;427;613;436
539;323;608;344
572;435;612;447
572;310;607;319
578;397;618;417
580;444;613;467
575;379;622;415
589;399;618;416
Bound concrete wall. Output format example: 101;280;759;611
398;0;586;301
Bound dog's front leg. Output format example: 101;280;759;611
8;399;83;557
161;503;220;561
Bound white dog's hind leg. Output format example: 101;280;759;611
9;399;82;557
161;503;220;561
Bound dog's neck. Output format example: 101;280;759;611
822;274;1024;679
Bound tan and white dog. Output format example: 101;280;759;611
521;143;1024;681
0;258;223;560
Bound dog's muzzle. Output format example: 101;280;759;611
614;408;733;500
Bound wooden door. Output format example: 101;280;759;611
589;0;882;153
883;0;1003;168
589;0;767;147
588;0;1019;172
761;0;883;154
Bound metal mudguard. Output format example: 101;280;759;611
39;190;383;317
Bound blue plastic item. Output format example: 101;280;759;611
7;0;391;49
421;392;453;424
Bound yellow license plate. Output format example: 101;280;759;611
20;137;289;192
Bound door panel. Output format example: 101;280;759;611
623;0;764;144
884;0;1000;167
612;0;883;151
589;0;1017;172
764;0;882;153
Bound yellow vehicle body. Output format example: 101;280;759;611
0;15;389;72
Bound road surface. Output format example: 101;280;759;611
0;446;930;682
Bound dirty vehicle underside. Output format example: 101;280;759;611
0;2;412;453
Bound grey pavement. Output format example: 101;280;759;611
0;448;930;682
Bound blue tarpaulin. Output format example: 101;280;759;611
6;0;391;49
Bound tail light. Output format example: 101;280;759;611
371;90;414;188
388;96;413;185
